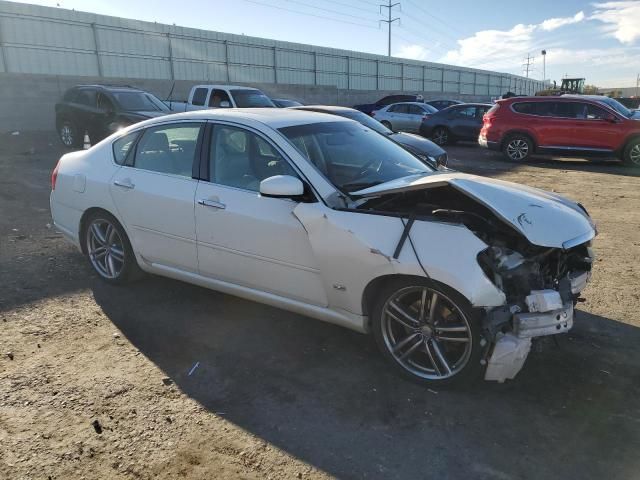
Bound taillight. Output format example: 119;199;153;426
51;161;60;190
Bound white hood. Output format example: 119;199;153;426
352;172;596;249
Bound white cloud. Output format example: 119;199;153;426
540;11;585;31
394;44;430;61
591;1;640;44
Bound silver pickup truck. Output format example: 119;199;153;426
167;85;275;111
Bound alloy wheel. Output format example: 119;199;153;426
60;124;74;147
381;286;473;380
630;144;640;166
86;219;125;279
433;128;448;145
506;139;529;161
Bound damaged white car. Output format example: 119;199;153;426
50;109;596;386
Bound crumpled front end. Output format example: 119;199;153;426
478;240;594;382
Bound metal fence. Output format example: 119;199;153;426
0;1;544;96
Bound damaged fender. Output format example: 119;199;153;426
293;203;506;319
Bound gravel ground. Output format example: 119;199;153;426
1;133;639;480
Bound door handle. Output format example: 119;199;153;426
198;199;226;209
113;179;135;189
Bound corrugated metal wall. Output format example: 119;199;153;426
0;0;544;95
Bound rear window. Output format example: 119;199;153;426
191;88;208;106
512;102;535;114
112;131;140;165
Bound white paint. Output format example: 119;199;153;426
484;333;532;383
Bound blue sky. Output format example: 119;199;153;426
16;0;640;87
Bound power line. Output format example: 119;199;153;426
380;1;401;57
282;0;380;22
242;0;381;30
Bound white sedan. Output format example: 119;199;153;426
50;109;596;386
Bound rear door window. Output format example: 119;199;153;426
112;131;140;165
133;123;202;177
76;89;97;107
512;102;535;114
208;89;232;108
408;105;424;115
191;88;208;106
454;106;477;118
389;104;409;114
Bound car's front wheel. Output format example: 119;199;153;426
622;138;640;167
371;278;482;386
83;211;140;285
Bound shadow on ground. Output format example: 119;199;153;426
93;275;640;480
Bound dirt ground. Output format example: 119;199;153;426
1;132;639;480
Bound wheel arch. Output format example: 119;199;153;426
78;207;127;254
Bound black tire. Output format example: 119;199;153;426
371;277;483;387
381;120;393;130
622;138;640;167
58;119;82;150
502;134;533;162
431;127;450;146
82;210;141;285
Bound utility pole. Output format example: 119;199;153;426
380;1;400;57
541;49;546;83
522;53;534;78
636;73;639;97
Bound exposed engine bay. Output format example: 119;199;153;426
353;185;595;382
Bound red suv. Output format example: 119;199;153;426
479;95;640;166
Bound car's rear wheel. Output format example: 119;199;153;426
371;278;483;387
58;119;82;149
623;138;640;167
503;134;533;162
83;211;140;285
431;127;449;146
381;120;393;130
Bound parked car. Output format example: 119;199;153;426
167;85;275;111
50;108;596;386
425;99;463;111
479;96;640;166
373;102;438;133
55;85;170;149
293;105;447;168
272;98;304;108
353;94;424;116
420;103;492;145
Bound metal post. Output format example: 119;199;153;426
224;40;229;82
440;68;444;92
273;46;277;84
0;16;8;73
376;59;379;90
91;23;103;77
422;65;425;92
636;73;639;97
346;55;350;90
166;33;175;81
400;63;404;91
313;52;317;85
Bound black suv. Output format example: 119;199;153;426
55;85;170;148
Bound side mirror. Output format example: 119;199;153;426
259;175;304;198
219;100;231;108
435;154;447;168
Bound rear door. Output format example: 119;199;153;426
388;104;410;130
406;104;426;132
110;121;203;272
533;101;579;148
448;106;478;139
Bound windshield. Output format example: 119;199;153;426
279;121;433;194
111;91;169;112
232;90;275;108
339;110;393;135
595;96;631;118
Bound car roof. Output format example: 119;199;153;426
135;108;352;129
72;84;145;93
295;105;360;113
192;84;260;91
500;95;599;104
444;103;492;107
389;102;430;106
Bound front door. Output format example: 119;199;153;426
109;122;203;272
195;123;328;306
